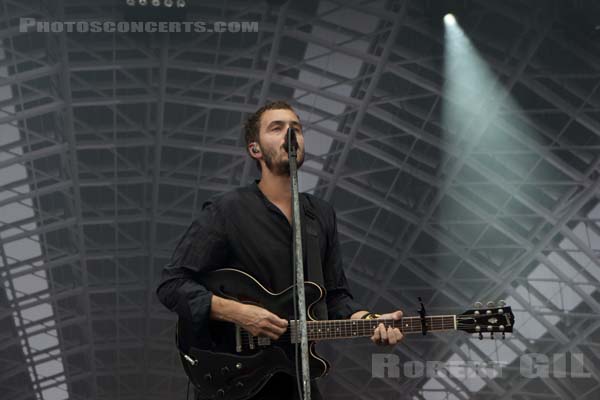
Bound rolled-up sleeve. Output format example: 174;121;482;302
323;207;364;320
156;200;228;343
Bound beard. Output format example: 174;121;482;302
262;144;304;176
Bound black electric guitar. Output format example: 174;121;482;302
176;268;514;400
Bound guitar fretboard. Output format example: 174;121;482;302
289;315;456;343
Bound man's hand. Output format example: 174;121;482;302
234;303;289;340
371;310;404;346
210;295;288;340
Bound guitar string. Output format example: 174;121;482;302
233;311;510;342
257;313;509;339
233;313;511;345
236;326;504;346
236;325;483;346
236;320;491;344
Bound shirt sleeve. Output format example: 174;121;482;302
155;200;228;346
322;206;365;320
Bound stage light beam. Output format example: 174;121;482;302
444;13;456;25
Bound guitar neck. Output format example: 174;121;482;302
290;315;457;342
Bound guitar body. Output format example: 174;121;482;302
177;268;330;400
175;268;517;399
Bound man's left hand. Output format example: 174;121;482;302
370;310;404;346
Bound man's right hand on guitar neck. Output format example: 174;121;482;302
210;295;289;340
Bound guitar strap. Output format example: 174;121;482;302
301;194;329;321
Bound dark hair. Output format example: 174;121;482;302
244;100;296;171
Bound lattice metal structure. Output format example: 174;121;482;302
1;0;600;399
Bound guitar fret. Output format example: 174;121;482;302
302;314;458;341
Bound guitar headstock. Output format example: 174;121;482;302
457;300;514;339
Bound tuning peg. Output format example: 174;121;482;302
474;301;483;308
502;332;505;339
486;301;495;308
479;332;483;340
498;300;506;307
490;332;494;339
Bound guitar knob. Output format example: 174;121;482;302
216;389;225;397
221;366;230;375
474;301;483;308
204;373;212;382
498;300;506;307
486;301;495;308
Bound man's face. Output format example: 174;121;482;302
257;108;305;175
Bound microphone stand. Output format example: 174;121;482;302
285;127;311;400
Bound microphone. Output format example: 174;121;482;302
282;126;298;154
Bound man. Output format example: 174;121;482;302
156;100;404;399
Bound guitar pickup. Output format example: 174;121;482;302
248;332;255;350
235;325;242;353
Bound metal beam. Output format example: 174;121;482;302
324;3;406;201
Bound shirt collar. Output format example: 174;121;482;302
251;179;306;213
251;179;275;209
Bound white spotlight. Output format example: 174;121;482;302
444;13;456;25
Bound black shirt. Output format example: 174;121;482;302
156;181;363;398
